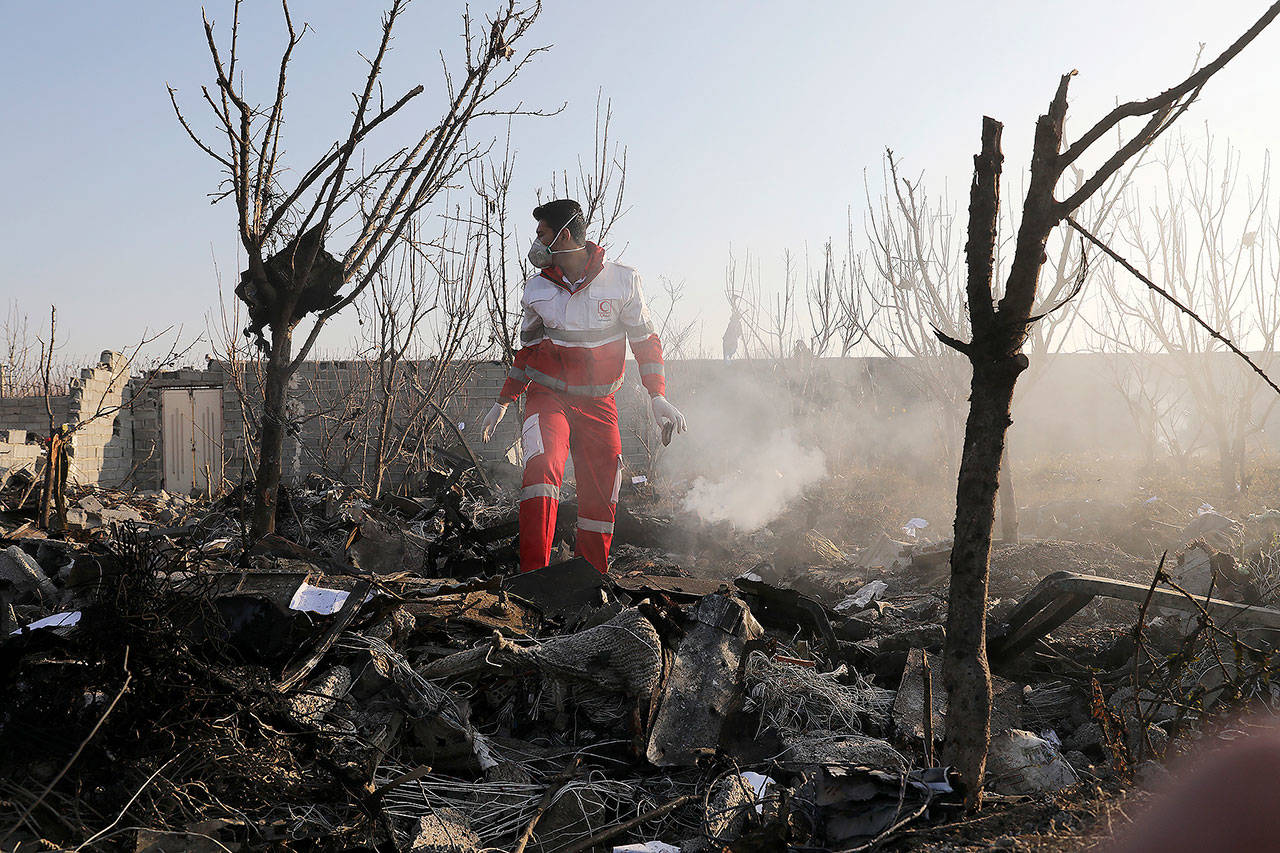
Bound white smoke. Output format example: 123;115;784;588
679;428;826;531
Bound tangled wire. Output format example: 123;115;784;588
743;650;893;736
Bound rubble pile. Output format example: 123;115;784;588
4;460;1280;850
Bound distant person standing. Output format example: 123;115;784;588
723;299;743;361
481;199;686;573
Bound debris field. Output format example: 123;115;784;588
3;452;1280;852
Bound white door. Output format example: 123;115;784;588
162;388;224;495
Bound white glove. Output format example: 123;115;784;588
481;402;508;443
650;395;686;434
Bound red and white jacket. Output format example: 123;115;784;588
499;243;666;402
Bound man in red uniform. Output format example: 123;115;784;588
481;199;686;573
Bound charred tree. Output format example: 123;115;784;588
938;3;1280;809
172;0;548;538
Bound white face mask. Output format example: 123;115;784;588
528;213;584;269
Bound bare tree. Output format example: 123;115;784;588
936;5;1279;808
543;94;630;247
473;126;526;365
3;302;75;398
1095;131;1280;496
852;152;973;462
172;0;549;537
367;212;488;495
806;235;871;358
208;257;268;481
722;248;801;361
650;276;700;360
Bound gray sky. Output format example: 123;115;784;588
2;1;1277;362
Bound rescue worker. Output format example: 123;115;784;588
480;198;686;573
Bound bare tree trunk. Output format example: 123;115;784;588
938;4;1280;810
39;435;60;530
252;329;292;538
998;444;1017;544
945;353;1026;772
942;116;1007;806
373;381;395;499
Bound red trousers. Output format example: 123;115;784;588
519;384;623;573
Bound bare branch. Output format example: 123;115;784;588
1069;214;1280;399
1060;1;1280;168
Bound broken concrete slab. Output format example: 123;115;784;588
646;592;763;767
703;773;762;845
0;544;57;603
776;733;907;771
985;729;1079;795
613;572;726;601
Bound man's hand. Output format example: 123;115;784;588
650;395;686;435
481;402;508;443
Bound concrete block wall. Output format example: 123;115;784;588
0;435;41;472
216;357;917;490
0;351;130;486
230;359;503;491
0;394;72;436
8;349;1280;493
66;351;131;486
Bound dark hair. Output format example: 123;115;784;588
532;199;586;245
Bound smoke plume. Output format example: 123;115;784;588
680;428;826;530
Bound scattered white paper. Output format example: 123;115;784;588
613;843;680;853
1198;502;1215;515
738;571;763;583
11;610;81;635
457;421;465;431
741;771;775;814
837;579;888;612
289;582;352;615
631;475;648;485
1144;496;1159;504
902;517;929;538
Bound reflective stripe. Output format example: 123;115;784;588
544;326;625;344
566;376;625;396
577;516;615;534
521;483;560;501
638;362;664;378
507;366;527;382
520;329;545;345
625;322;656;341
525;369;625;398
543;335;626;349
526;368;567;392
